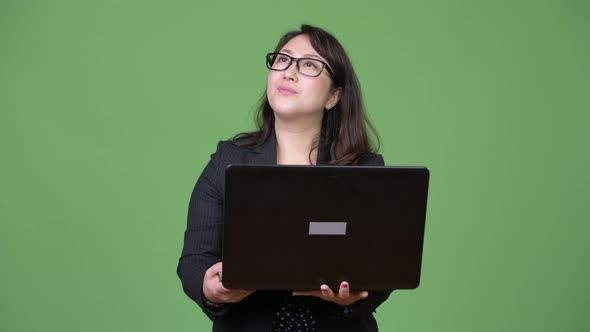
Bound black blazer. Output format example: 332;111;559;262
177;133;392;332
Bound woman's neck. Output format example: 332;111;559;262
274;116;322;165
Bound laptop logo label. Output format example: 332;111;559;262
308;222;347;235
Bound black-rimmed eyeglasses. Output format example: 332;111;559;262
266;52;338;84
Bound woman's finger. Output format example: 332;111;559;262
320;284;334;298
339;282;350;298
208;262;222;275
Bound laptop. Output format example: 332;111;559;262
222;164;430;291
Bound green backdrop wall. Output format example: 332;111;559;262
1;0;588;331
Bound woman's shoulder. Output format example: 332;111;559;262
210;139;255;161
208;132;270;164
355;152;385;166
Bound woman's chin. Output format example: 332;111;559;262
272;108;324;121
272;108;299;119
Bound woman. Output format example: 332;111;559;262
177;24;391;332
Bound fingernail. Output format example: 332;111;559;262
321;285;328;291
342;283;348;288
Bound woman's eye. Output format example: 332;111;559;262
302;61;317;69
277;56;290;63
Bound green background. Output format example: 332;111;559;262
1;0;588;331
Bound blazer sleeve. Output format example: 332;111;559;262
328;152;393;319
176;141;234;320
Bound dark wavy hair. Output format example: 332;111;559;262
233;24;379;165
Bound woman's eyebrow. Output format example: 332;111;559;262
302;54;323;59
281;49;324;60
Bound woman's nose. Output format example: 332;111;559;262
282;60;298;81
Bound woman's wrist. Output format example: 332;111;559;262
203;296;226;309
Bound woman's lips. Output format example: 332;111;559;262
278;86;297;95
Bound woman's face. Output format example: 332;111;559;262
266;34;340;120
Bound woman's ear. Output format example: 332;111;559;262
325;87;342;110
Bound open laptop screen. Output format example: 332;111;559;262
222;165;430;291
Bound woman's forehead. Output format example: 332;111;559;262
279;35;325;60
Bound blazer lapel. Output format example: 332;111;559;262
244;131;277;165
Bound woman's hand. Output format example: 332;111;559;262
292;281;369;307
202;262;254;305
